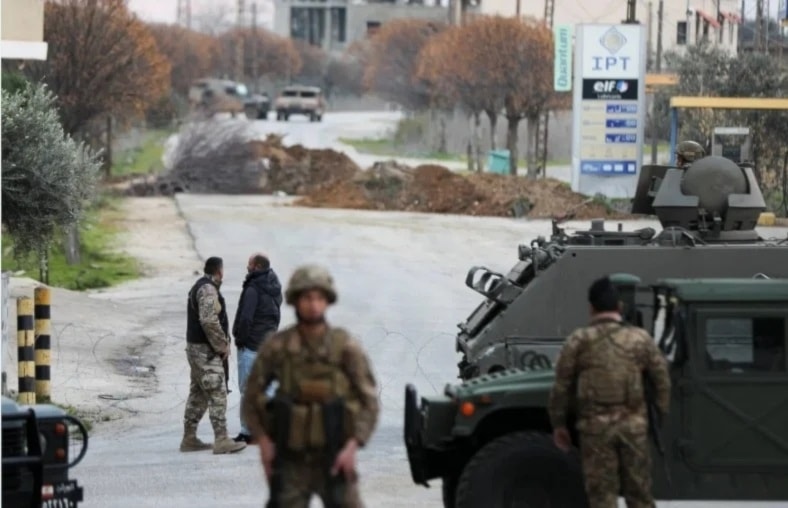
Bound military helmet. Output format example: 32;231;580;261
285;264;337;305
675;140;705;163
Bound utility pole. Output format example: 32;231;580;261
651;0;664;164
535;0;556;177
516;0;521;18
177;0;192;29
656;0;663;71
235;0;246;82
452;0;463;26
251;2;259;93
756;0;765;52
624;0;638;23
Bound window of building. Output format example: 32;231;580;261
677;21;687;45
366;21;381;37
729;22;734;45
330;7;346;43
290;7;325;46
702;19;710;42
704;317;786;372
718;18;724;43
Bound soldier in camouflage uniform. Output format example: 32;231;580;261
180;257;246;455
242;264;380;508
675;140;705;168
548;276;671;508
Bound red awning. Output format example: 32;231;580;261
697;9;721;29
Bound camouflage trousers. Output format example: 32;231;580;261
266;453;362;508
184;343;228;437
579;427;655;508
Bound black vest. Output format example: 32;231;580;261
187;276;229;346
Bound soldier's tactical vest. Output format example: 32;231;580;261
272;326;360;452
576;323;645;412
186;276;229;347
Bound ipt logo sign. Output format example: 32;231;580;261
571;24;646;199
583;25;641;79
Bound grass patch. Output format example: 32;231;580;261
339;137;462;161
111;128;173;176
2;196;140;290
340;136;572;167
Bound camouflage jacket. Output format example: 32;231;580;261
548;317;671;433
241;324;380;446
194;281;229;355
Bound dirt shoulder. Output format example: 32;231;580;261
4;197;198;428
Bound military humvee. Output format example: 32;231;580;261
273;85;325;122
188;78;270;120
404;276;788;507
2;396;89;507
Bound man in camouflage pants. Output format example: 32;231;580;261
242;264;380;507
180;256;246;455
548;276;671;508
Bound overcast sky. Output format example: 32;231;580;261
127;0;783;26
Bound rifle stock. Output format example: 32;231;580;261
323;398;347;508
223;357;231;393
265;397;292;508
643;374;672;487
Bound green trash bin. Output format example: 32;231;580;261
487;150;510;174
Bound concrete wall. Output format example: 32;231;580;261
476;0;740;58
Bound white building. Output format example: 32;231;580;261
476;0;741;62
1;0;48;60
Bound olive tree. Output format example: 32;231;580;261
1;83;101;281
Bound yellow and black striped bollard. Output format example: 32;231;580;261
35;287;52;401
17;297;35;404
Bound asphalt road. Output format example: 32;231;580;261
73;112;786;508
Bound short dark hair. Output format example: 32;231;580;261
588;276;620;313
204;257;223;276
252;254;270;270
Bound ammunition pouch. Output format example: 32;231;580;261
577;366;644;409
272;396;355;454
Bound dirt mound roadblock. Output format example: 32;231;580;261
298;162;619;219
126;129;620;219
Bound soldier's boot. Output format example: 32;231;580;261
213;434;246;455
180;428;213;452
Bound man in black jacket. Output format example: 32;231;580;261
232;252;283;443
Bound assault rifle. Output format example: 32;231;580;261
643;374;672;487
265;396;292;508
323;398;348;508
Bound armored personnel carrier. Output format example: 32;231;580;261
456;155;788;380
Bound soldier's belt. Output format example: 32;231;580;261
296;379;333;403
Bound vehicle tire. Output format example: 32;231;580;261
257;109;268;120
442;474;458;508
316;114;323;122
455;431;588;508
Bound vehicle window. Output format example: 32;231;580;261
225;86;237;95
704;317;786;372
301;91;317;98
283;90;298;97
